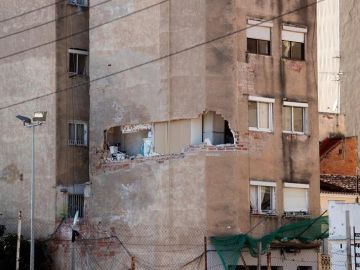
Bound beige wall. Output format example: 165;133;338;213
0;0;89;236
0;0;57;237
55;2;89;186
88;0;319;249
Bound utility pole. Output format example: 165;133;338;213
257;242;261;270
266;252;271;270
30;124;35;270
16;112;47;270
204;237;208;270
346;211;352;270
16;211;22;270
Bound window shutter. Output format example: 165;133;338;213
247;25;271;41
284;187;308;212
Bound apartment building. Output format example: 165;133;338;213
0;0;89;237
87;1;320;269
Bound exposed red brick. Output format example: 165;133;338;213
320;137;358;176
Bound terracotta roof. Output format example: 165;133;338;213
320;174;359;193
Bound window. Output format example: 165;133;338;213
284;183;309;214
248;96;274;132
282;25;307;60
69;122;88;146
68;0;88;7
282;101;308;134
68;194;84;218
246;19;272;55
69;49;88;76
250;181;276;214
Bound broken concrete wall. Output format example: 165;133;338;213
88;0;319;264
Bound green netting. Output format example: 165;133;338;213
210;216;329;269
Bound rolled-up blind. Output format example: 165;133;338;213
284;187;308;212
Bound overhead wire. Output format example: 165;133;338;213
0;0;170;62
0;0;113;41
0;0;324;112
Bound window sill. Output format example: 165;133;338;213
281;57;305;62
68;73;89;78
250;211;277;217
249;128;273;133
68;144;88;148
247;52;272;57
282;131;308;136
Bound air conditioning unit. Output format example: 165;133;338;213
68;0;88;7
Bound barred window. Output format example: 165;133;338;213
68;194;84;218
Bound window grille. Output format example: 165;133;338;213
68;194;84;218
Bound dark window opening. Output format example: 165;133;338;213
68;194;84;218
282;40;304;60
247;38;271;55
202;112;234;145
224;120;234;144
69;49;88;76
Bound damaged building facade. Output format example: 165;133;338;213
87;0;320;269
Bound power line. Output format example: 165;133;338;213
0;0;169;62
0;0;63;24
0;0;322;112
0;0;113;41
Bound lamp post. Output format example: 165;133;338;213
16;112;47;270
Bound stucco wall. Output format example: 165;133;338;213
55;2;90;186
0;0;57;237
88;0;319;253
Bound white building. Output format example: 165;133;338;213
328;201;360;270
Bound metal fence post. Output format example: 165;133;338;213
16;211;22;270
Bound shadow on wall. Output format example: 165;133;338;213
103;111;234;161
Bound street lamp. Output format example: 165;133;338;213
16;111;47;270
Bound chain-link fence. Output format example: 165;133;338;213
0;216;333;270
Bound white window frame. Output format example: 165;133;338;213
283;183;309;214
248;96;274;132
250;180;276;215
68;49;88;76
68;121;88;146
282;101;308;135
281;24;307;61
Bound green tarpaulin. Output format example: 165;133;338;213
210;216;329;269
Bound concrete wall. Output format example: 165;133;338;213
319;112;345;141
339;0;360;164
55;1;89;186
0;0;58;237
88;0;319;267
0;0;89;237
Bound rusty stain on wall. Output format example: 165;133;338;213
0;164;21;183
